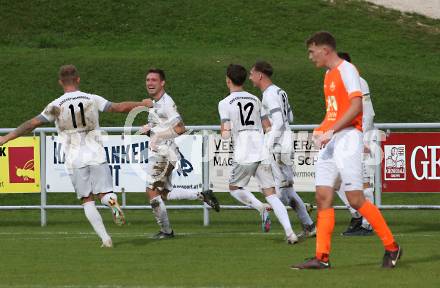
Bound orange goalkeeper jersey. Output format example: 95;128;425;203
315;60;363;133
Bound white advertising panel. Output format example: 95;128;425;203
45;135;202;193
209;132;317;192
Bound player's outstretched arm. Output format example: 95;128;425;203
0;116;45;145
107;99;153;113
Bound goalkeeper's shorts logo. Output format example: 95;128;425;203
8;147;36;183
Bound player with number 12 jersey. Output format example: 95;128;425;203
218;64;298;244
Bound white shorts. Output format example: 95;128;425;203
69;163;113;199
315;128;363;191
229;161;275;189
145;152;177;191
271;157;294;188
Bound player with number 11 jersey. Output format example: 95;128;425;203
0;65;153;248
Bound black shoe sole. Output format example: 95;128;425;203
202;191;220;212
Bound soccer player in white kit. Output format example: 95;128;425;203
140;68;219;240
249;61;316;238
0;65;153;247
218;64;298;244
335;52;375;236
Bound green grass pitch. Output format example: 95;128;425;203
0;0;439;127
0;193;439;287
0;0;439;287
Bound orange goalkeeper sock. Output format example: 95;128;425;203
358;200;398;251
316;208;335;262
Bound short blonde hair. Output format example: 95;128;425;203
59;65;79;85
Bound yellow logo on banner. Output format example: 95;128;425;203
0;137;40;193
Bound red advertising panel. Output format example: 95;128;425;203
382;132;440;192
8;147;35;183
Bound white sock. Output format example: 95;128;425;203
230;188;264;213
282;187;313;226
83;201;111;242
150;196;172;233
167;189;199;201
265;194;294;237
336;187;361;219
100;192;117;206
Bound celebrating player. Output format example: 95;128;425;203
249;60;316;238
141;68;219;240
291;32;401;269
335;52;375;236
0;65;152;247
218;64;299;244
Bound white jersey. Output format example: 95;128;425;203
40;91;111;169
218;91;267;164
262;84;293;129
361;77;375;133
261;84;294;153
148;92;182;152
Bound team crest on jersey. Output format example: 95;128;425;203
330;81;336;92
384;145;406;180
8;147;35;183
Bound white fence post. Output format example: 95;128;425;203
202;129;210;226
374;128;383;207
121;188;127;208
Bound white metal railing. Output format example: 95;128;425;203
0;123;439;227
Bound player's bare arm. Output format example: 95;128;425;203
331;96;362;133
151;120;186;139
107;98;153;113
148;120;186;152
317;97;362;147
261;117;271;133
139;119;185;137
220;121;231;139
173;121;186;135
0;116;45;145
